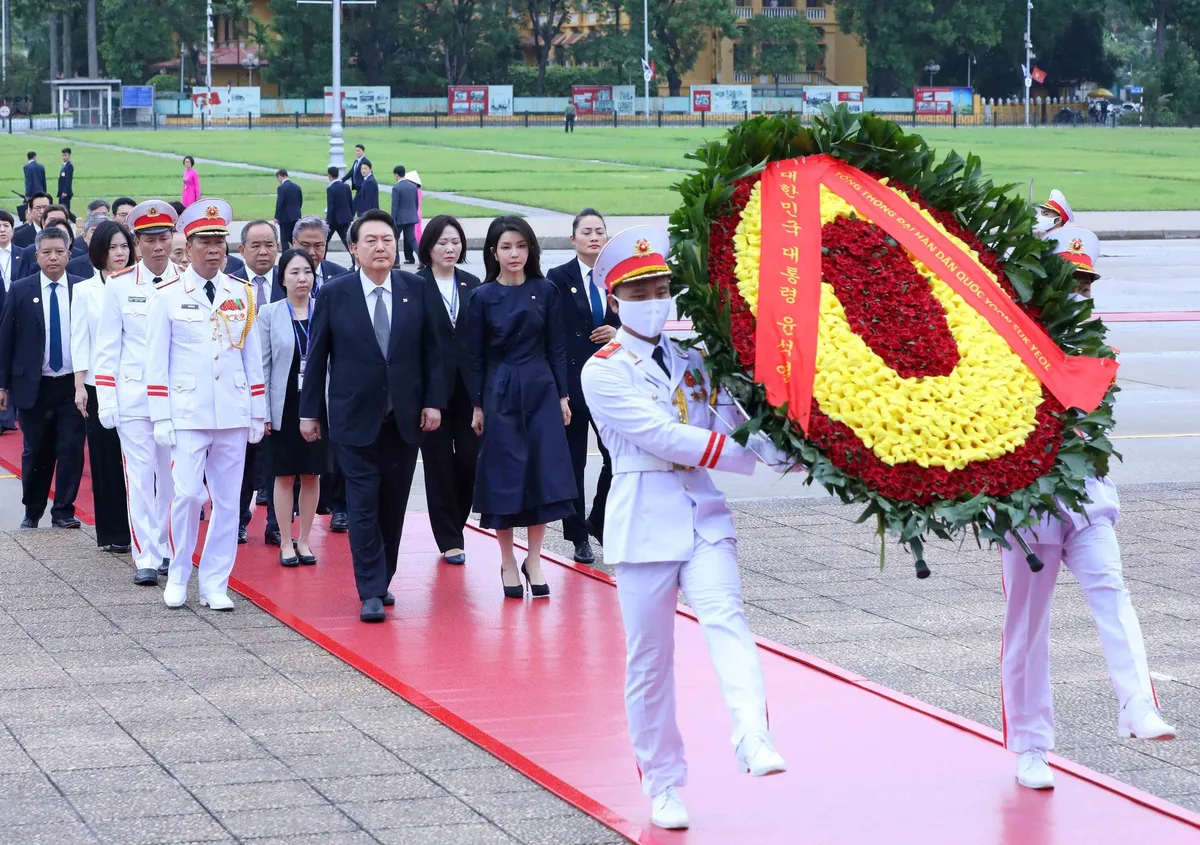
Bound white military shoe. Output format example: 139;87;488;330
650;786;689;830
199;592;235;611
1016;749;1055;790
1119;695;1177;741
163;582;187;608
736;731;787;777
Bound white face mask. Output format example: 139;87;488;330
617;297;673;338
1067;292;1087;303
1033;209;1059;235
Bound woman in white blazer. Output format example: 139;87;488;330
70;220;134;552
259;248;328;567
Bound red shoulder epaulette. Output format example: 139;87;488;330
110;265;136;277
595;341;622;359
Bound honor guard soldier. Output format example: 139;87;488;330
580;227;788;831
1002;226;1175;792
92;201;182;586
1033;188;1075;236
145;199;267;611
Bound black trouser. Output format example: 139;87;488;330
16;375;85;523
279;219;297;250
319;450;346;515
239;441;278;532
84;384;130;547
565;115;575;133
419;378;478;552
335;415;419;601
327;223;350;253
399;223;417;264
561;408;611;543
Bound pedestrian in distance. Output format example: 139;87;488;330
416;215;480;566
259;247;328;568
547;208;618;564
325;166;353;255
70;219;134;554
341;143;371;205
391;165;419;266
299;208;445;623
181;156;201;206
564;100;576;133
0;226;89;530
353;161;379;218
24;151;47;202
468;216;575;600
58;148;74;215
406;171;424;243
274;169;304;250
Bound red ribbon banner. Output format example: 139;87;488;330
755;155;1118;433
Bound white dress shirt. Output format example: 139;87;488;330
361;270;391;325
0;245;11;287
431;270;457;323
40;271;73;376
578;257;606;317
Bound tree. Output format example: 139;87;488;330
570;0;646;86
637;0;737;96
524;0;573;94
413;0;520;85
261;0;334;96
99;0;204;83
739;14;821;93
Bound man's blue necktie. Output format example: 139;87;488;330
587;270;603;329
48;282;63;372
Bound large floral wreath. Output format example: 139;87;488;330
672;108;1119;575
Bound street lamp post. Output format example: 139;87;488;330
205;0;213;127
643;0;650;123
241;53;260;87
1023;1;1033;127
924;61;940;88
967;54;975;90
180;42;186;95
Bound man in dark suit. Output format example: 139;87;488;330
326;166;353;255
391;166;420;265
23;151;47;201
273;169;303;249
224;252;246;277
12;192;51;249
274;217;346;299
547;209;618;563
0;227;87;528
0;211;19;432
353;162;379;219
300;208;444;623
340;144;370;203
57;149;74;215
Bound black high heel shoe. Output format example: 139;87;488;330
501;564;524;599
521;559;550;599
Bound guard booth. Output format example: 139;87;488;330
50;79;121;128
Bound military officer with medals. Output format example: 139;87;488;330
1001;226;1175;792
145;199;266;611
580;227;788;831
92;201;182;586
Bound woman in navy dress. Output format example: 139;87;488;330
468;216;575;600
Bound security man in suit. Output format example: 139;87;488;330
58;148;74;215
12;192;52;249
146;199;266;611
353;161;379;219
0;226;88;529
547;208;619;564
341;143;371;203
326;166;354;255
92;201;181;586
24;151;47;201
273;169;304;249
580;226;787;831
1001;226;1175;792
390;165;420;265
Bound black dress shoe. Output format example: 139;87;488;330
443;552;466;565
330;512;348;533
584;516;603;543
133;568;159;586
19;516;38;529
255;491;268;506
237;525;248;545
315;504;332;516
572;540;595;564
264;529;282;547
382;591;395;606
360;597;386;622
52;517;82;530
280;548;299;568
157;558;170;577
106;543;132;554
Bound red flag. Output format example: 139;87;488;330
1031;66;1047;84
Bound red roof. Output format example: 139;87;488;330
151;44;268;71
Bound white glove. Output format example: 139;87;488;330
248;421;265;444
749;435;792;473
98;407;120;430
153;420;176;447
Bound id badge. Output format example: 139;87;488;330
297;358;306;393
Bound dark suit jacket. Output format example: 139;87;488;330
3;246;37;290
23;161;47;197
66;253;97;279
275;179;303;223
416;266;480;402
12;224;36;249
71;236;87;255
0;272;85;409
300;269;444;447
326;181;353;228
224;254;246;277
58;161;74;201
268;260;344;301
354;175;379;215
391;180;420;226
341;156;372;193
547;259;621;412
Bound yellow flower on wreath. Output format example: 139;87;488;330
731;180;1045;471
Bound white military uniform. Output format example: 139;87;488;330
145;264;265;600
582;327;775;797
92;259;180;573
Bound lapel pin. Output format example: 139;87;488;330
570;287;577;293
33;297;40;304
402;298;408;303
531;294;537;299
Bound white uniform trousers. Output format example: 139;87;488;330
614;536;769;796
117;418;173;571
1001;483;1155;753
167;428;248;598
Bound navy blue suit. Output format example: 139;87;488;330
66;253;97;280
224;254;246;278
353;175;379;218
23;160;47;198
326;180;353;253
547;258;620;542
300;269;445;600
341;155;372;194
12;224;37;250
274;179;304;248
0;272;87;523
3;246;38;291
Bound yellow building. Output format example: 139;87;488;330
521;0;866;91
156;0;279;95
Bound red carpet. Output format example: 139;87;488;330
2;430;1198;844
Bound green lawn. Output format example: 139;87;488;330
6;124;1199;217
